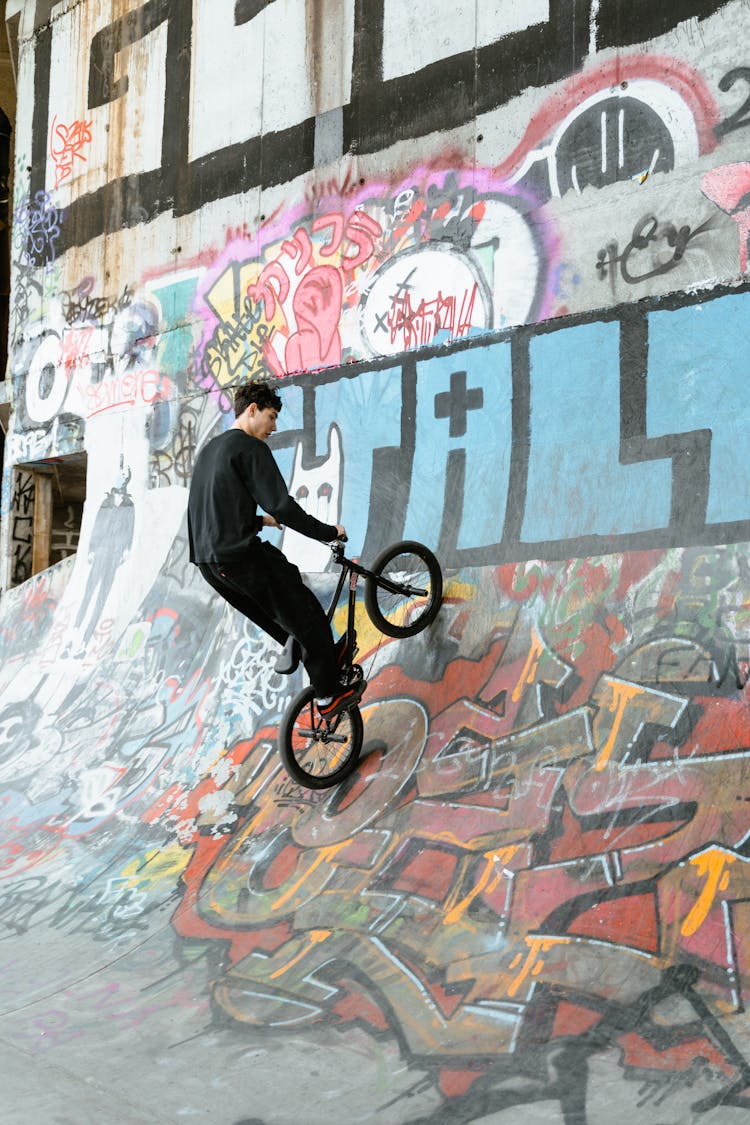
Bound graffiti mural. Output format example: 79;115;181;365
149;541;750;1119
4;0;750;1120
497;56;720;201
194;281;750;566
9;285;170;440
196;168;551;392
4;264;750;1121
4;535;749;1118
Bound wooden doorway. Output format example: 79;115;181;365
10;454;87;586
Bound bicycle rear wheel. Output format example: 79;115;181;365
279;686;363;789
364;540;443;639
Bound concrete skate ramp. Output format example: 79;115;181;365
3;509;750;1124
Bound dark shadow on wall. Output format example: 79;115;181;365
0;104;11;470
0;2;20;473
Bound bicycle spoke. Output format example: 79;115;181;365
377;555;432;630
287;699;360;781
364;541;442;640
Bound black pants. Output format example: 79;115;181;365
198;540;339;696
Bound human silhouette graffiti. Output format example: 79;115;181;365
73;461;135;649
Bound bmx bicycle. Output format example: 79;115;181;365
277;539;443;790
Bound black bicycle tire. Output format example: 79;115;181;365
278;686;363;789
364;540;443;639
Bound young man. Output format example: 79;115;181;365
188;380;363;718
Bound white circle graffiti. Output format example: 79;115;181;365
25;333;67;423
360;243;491;357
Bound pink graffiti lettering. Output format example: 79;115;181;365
62;327;95;374
284;266;343;373
281;228;314;275
311;210;382;268
241;209;382;372
388;283;479;349
246;261;291;321
312;212;345;257
701;162;750;273
49;114;94;190
84;369;173;418
341;210;382;269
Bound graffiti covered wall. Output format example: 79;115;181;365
2;1;750;1122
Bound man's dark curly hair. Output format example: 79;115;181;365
234;380;282;418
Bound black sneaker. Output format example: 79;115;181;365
316;678;365;720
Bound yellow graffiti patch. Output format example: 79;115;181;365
271;843;347;912
511;632;544;704
269;929;332;980
120;845;190;888
681;848;736;937
593;680;644;771
442;578;476;602
443;846;519;925
506;936;559;998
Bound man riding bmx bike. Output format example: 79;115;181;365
187;380;363;719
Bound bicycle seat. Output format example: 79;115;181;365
275;636;301;675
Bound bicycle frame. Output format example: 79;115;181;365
324;545;364;664
325;542;429;662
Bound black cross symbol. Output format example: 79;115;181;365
392;267;418;301
434;370;483;437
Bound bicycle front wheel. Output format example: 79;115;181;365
364;540;443;639
279;687;363;789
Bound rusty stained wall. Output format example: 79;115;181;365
2;2;750;1123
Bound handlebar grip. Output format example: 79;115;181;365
336;533;348;543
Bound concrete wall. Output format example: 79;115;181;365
2;2;750;1122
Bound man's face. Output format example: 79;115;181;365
245;404;278;440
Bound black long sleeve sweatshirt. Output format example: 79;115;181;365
188;429;338;564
